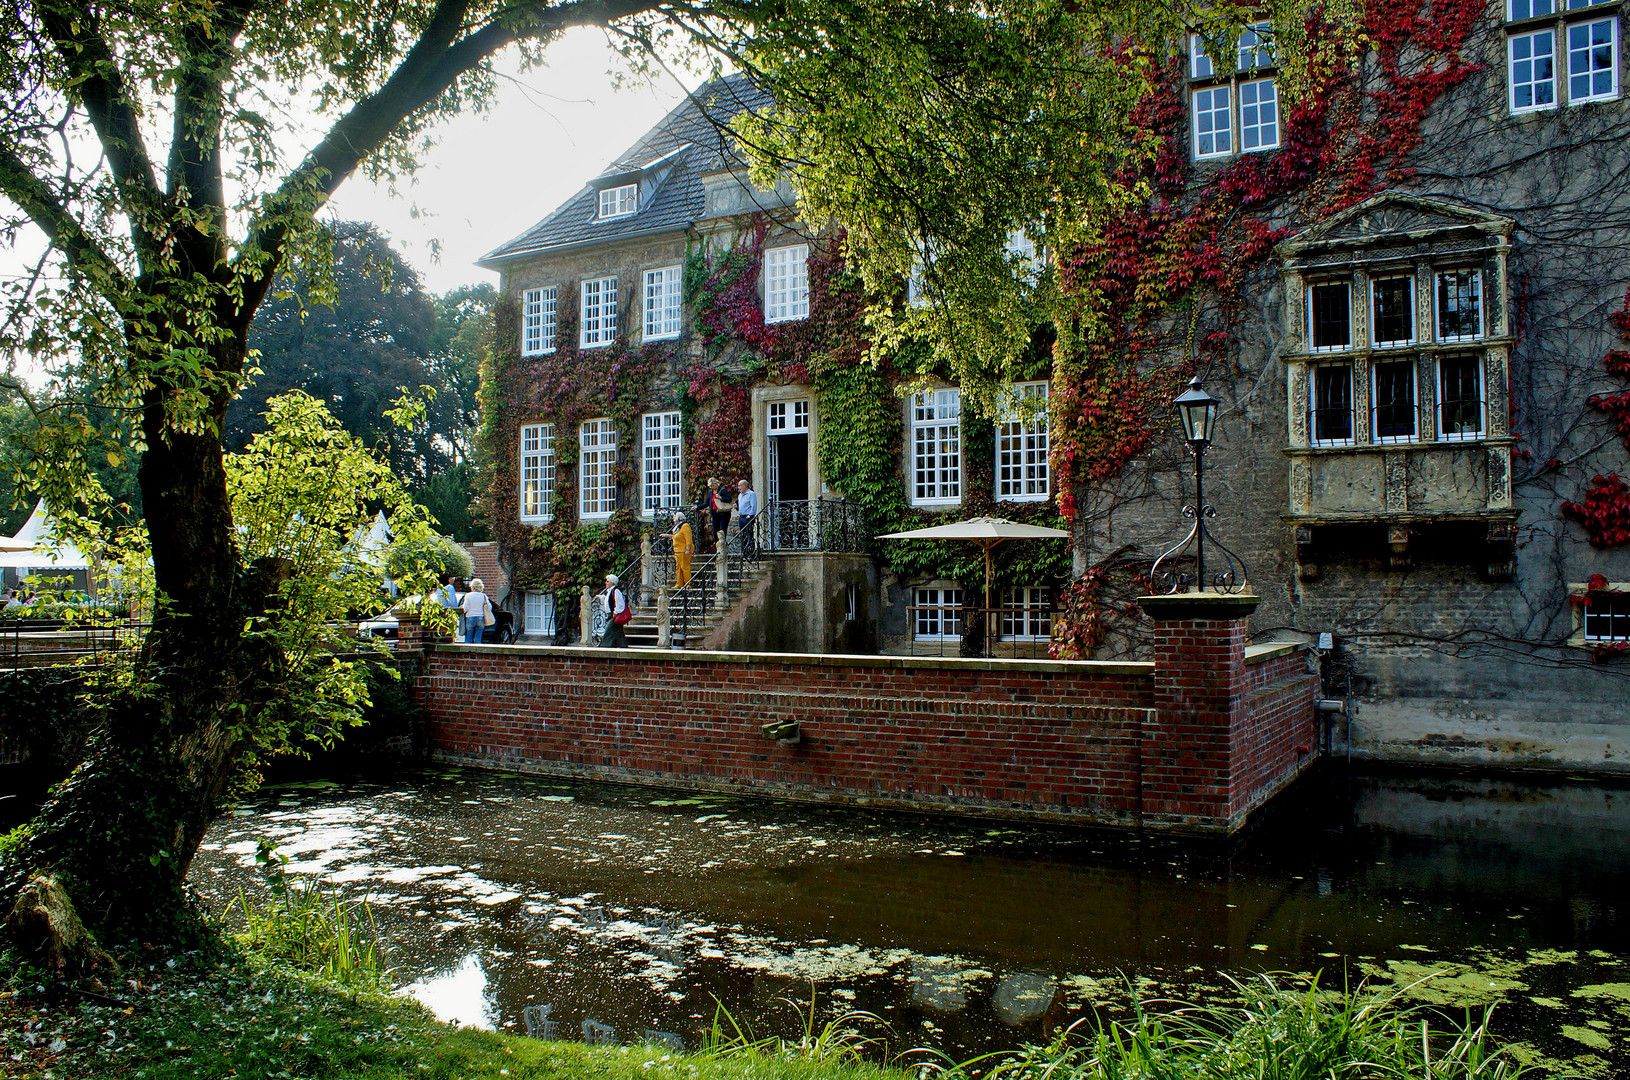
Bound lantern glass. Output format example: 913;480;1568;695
1173;378;1219;446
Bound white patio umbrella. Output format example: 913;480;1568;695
876;516;1072;614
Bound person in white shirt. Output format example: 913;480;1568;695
599;573;628;648
733;479;758;558
458;578;492;644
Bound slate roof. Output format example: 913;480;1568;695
478;74;771;267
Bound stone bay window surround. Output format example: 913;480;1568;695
1277;195;1518;580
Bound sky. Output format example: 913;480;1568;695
328;29;697;295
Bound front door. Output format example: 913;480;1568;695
766;400;811;549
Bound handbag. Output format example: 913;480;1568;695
612;590;633;625
482;596;496;626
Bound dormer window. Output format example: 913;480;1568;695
598;183;638;220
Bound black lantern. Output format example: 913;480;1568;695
1173;376;1219;447
1149;376;1246;595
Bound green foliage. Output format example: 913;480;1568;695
383;534;474;584
227;841;386;992
938;975;1532;1080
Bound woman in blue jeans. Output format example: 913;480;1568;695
459;578;493;643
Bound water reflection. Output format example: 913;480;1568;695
191;766;1630;1075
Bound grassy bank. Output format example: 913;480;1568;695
0;948;907;1080
0;946;1547;1080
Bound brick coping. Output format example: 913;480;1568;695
1244;641;1307;665
432;642;1155;677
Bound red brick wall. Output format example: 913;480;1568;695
414;636;1318;832
1233;647;1320;821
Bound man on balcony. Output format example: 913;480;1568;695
734;479;758;559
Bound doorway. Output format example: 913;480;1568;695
766;399;811;549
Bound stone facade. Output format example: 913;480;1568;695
475;13;1630;774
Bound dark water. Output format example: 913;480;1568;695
191;765;1630;1076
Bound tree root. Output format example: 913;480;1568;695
4;874;117;983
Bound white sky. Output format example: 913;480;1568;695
330;29;697;294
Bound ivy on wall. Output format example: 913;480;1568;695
1564;288;1630;549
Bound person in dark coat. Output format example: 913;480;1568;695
599;573;628;648
707;476;734;552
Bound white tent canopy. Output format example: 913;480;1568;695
0;501;92;571
353;510;392;569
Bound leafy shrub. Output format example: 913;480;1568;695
383;534;473;584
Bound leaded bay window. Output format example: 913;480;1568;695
1505;0;1619;113
764;244;810;323
913;588;962;641
1372;360;1418;444
641;411;683;513
644;266;682;341
579;418;618;519
519;423;555;523
999;587;1052;641
1308;282;1352;351
997;381;1049;501
1279;194;1517;578
911;389;962;506
581;277;618;348
1311;364;1355;446
1438;355;1485;440
522;287;557;356
1371;277;1414;347
1436;270;1483;342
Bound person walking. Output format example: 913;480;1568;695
734;479;758;559
459;578;493;644
708;476;734;552
599;573;628;648
672;511;695;589
436;573;461;639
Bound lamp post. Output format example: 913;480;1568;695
1150;377;1246;594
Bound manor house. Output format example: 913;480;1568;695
475;6;1630;776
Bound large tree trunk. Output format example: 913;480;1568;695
0;330;273;943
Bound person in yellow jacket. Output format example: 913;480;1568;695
672;511;695;589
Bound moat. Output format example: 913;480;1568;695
190;765;1630;1076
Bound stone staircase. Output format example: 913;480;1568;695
624;558;774;650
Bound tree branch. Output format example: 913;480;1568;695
0;141;130;301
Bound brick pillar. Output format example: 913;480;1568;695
394;611;439;652
1135;592;1261;830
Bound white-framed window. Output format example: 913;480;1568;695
521;287;557;357
997;381;1049;501
1190;33;1216;78
1237;22;1275;70
1005;228;1041;281
524;592;557;636
1308;281;1352;352
644;266;683;341
1509;28;1558;112
1311;363;1356;446
1568;17;1619;102
1239;78;1279;152
1508;0;1554;18
999;587;1052;642
764;244;810;323
1371;360;1418;444
1193;85;1232;158
913;588;963;641
1370;276;1415;347
641;411;683;514
911;389;962;506
581;277;618;348
1437;355;1485;440
1435;270;1483;342
579;418;618;519
1583;591;1630;642
519;423;555;523
598;183;638;220
768;399;811;433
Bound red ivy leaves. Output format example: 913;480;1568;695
1562;475;1630;549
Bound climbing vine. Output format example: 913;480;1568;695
1562;288;1630;549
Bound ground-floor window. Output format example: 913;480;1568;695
524;592;557;636
1583;591;1630;643
999;587;1052;641
913;588;962;640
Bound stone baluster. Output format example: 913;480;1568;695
656;587;671;648
580;584;593;644
715;546;729;606
640;533;654;604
